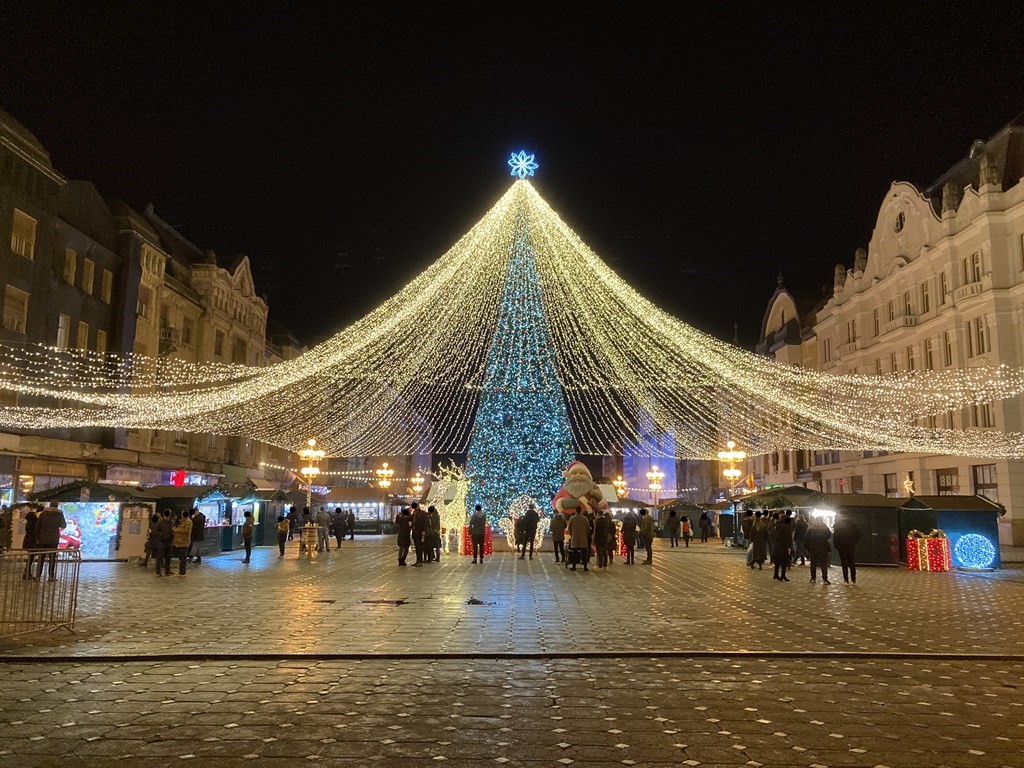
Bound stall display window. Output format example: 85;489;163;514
199;500;229;527
54;501;122;559
232;501;256;527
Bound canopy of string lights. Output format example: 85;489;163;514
3;179;1024;459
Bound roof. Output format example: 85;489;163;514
818;492;902;509
901;495;1004;513
0;105;54;168
136;485;216;500
29;480;138;502
326;487;391;503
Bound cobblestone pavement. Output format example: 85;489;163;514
2;539;1024;766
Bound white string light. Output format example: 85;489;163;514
3;180;1024;459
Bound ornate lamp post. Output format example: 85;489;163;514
411;471;425;497
717;439;747;490
612;475;627;499
299;438;325;510
376;462;394;489
646;465;664;505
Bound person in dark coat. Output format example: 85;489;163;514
639;509;655;565
698;512;712;544
21;507;39;580
767;512;780;561
804;517;832;584
395;508;412;566
139;512;160;568
832;512;861;584
606;518;617;564
518;504;540;560
35;502;67;579
593;510;612;570
345;509;356;540
740;510;754;547
749;514;768;570
411;503;430;566
188;506;206;564
620;509;639;565
331;507;346;550
665;509;681;547
566;510;591;571
793;512;809;565
286;506;299;541
468;505;487;563
428;505;442;562
154;509;174;577
772;517;792;581
550;511;567;563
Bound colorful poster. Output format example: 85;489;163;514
58;501;121;559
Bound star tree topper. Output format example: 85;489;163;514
508;150;539;179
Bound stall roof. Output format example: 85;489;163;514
136;485;215;500
30;480;138;502
731;485;820;508
818;492;903;509
901;495;1004;513
326;487;391;504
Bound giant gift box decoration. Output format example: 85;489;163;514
906;529;951;572
461;524;493;556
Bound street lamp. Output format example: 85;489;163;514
376;462;394;489
411;471;424;496
299;438;326;510
717;439;747;490
646;465;664;505
612;475;627;499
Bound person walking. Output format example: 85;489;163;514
749;512;768;570
740;510;754;548
21;507;39;580
154;509;173;577
139;512;160;568
550;510;567;563
804;517;832;584
518;503;540;560
698;512;712;544
639;508;655;565
428;505;442;562
286;506;298;541
316;506;331;553
566;510;591;571
767;512;780;562
793;512;809;566
172;509;192;576
772;517;792;581
188;506;206;564
396;507;412;566
665;509;681;548
346;509;356;540
681;515;692;548
332;507;346;550
593;510;612;570
411;502;430;566
275;514;290;557
241;510;254;564
468;505;487;563
832;511;861;584
620;508;639;565
34;502;67;580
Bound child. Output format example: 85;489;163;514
681;516;692;548
276;515;289;557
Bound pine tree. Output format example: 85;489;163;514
466;212;575;526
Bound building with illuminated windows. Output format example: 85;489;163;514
754;113;1024;545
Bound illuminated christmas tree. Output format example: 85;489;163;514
466;212;575;527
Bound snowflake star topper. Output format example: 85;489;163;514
508;150;539;179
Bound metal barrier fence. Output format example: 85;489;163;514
0;548;81;639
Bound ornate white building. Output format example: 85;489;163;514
755;113;1024;545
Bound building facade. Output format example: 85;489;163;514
754;114;1024;545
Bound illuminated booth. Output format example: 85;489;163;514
195;482;271;552
325;487;393;534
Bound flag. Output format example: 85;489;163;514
745;473;756;492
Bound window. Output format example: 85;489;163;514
182;317;194;346
890;352;898;372
903;291;912;317
972;463;998;504
63;248;77;284
963;251;982;284
214;330;225;357
920;281;930;314
56;313;70;348
95;329;107;353
925;338;935;370
887;299;896;322
884;473;899;498
966;317;991;358
76;321;89;350
101;269;113;303
873;308;880;336
940;271;950;304
2;285;29;333
936;468;959;495
972;402;995;428
875;358;882;375
207;432;218;449
82;259;95;296
10;209;37;260
943;331;953;366
906;344;916;371
137;285;151;318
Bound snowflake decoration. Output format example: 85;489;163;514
508;151;539;179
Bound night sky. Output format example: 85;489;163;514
3;2;1022;347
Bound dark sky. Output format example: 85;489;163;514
2;2;1022;346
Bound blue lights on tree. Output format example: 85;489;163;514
508;150;539;179
466;212;575;527
953;533;996;569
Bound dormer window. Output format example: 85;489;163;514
894;211;905;233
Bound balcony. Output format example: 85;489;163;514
952;281;984;303
839;340;859;356
159;326;181;354
882;315;917;336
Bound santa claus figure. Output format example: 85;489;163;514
552;461;608;515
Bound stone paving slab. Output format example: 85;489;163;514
2;538;1024;658
0;657;1021;767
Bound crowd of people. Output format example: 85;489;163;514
739;509;860;584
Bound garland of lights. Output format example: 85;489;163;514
4;180;1024;460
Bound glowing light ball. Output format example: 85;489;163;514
953;533;996;569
